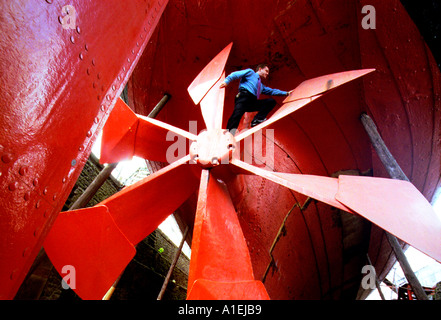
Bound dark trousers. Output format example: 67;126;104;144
226;90;276;131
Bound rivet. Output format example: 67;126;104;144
76;26;81;34
33;178;39;187
1;154;13;163
62;177;67;183
106;95;112;101
87;130;93;137
53;193;57;201
34;227;41;238
58;16;63;24
87;68;91;75
85;44;89;51
43;186;48;195
24;191;31;201
93;82;97;89
97;95;101;101
97;72;101;79
10;269;18;280
19;166;28;176
112;85;116;91
70;35;75;44
46;0;53;3
94;117;99;124
36;199;41;209
100;105;105;112
22;247;30;258
79;52;84;60
127;58;131;63
79;146;84;152
33;227;41;238
8;182;18;191
92;58;96;66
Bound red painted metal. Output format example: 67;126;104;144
0;0;168;299
188;279;270;300
44;155;200;298
99;155;199;245
101;98;196;164
231;158;350;212
199;72;226;130
187;170;269;299
233;158;441;264
43;206;136;300
188;43;233;106
236;69;376;142
335;176;441;263
283;69;376;104
100;98;139;164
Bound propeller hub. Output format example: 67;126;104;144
190;129;236;168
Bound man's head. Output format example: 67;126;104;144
256;64;269;80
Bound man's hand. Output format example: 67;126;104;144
219;82;227;89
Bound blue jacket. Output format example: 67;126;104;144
224;68;287;97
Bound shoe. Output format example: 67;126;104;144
251;118;267;127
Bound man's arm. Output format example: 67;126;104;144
261;85;288;96
219;69;252;88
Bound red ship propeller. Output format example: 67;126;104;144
44;43;441;300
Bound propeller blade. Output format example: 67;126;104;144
187;169;269;300
283;68;375;104
230;158;350;212
235;68;375;142
135;115;197;162
100;97;138;164
44;206;136;300
101;155;200;245
235;95;323;142
199;71;226;130
101;98;196;163
188;279;270;300
335;175;441;263
187;42;233;105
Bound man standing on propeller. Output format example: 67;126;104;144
220;64;290;133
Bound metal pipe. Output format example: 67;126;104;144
360;113;428;300
69;162;118;210
157;226;189;300
366;254;386;300
148;93;171;118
